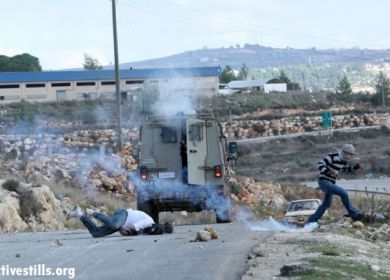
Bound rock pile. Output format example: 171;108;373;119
4;144;138;196
353;222;390;242
194;226;219;242
0;129;139;161
0;179;70;232
63;129;138;149
318;219;390;242
228;176;286;211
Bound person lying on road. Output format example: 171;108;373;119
67;207;173;238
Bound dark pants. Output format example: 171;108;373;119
308;180;359;223
80;208;128;238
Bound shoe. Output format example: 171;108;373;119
372;212;385;221
163;222;174;234
67;207;84;220
352;213;364;222
304;222;318;231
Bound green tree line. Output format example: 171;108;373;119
0;53;42;72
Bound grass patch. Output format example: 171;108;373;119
284;240;353;257
49;181;133;212
308;245;348;256
284;239;320;246
302;257;388;280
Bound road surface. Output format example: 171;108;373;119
0;223;270;280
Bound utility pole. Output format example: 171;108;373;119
382;82;386;108
112;0;122;149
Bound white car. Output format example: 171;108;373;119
284;199;322;226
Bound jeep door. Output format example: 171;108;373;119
186;118;207;185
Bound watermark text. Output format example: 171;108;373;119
0;264;75;279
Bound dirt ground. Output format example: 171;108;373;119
242;228;390;279
237;126;390;183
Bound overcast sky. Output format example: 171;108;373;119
1;0;389;70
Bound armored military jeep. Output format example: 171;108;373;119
135;113;237;223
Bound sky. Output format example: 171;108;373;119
1;0;389;70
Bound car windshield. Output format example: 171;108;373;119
288;201;319;212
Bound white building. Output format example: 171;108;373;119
220;78;287;94
0;67;221;104
264;78;287;93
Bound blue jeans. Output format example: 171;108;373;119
307;180;359;223
80;208;128;238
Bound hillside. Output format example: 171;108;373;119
113;44;390;91
119;44;390;69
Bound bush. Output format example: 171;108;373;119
10;100;36;123
2;179;20;192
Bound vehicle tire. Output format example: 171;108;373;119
150;203;160;224
215;195;232;223
137;194;160;223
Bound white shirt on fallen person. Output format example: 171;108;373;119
120;208;154;233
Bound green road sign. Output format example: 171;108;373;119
322;111;332;127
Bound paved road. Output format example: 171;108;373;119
0;223;270;280
303;178;390;194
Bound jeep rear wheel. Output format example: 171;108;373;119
137;195;160;223
215;195;232;223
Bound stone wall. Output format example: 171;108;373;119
222;113;390;139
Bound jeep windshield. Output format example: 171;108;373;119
287;201;320;212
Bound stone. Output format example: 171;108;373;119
280;262;311;276
352;221;364;229
204;225;219;239
101;176;117;190
252;246;266;257
196;230;211;242
371;265;381;272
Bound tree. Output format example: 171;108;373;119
336;75;354;102
337;75;352;95
219;65;236;84
83;54;103;70
278;70;300;90
237;64;249;80
0;53;41;72
10;100;35;123
373;71;390;106
279;70;291;84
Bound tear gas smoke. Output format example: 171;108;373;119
248;217;318;233
150;75;198;116
235;207;318;233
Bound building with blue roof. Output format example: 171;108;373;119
0;66;220;103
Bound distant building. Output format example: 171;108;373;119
264;78;287;93
0;66;220;104
219;78;287;94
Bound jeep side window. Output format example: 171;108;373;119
189;124;203;141
161;126;177;143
